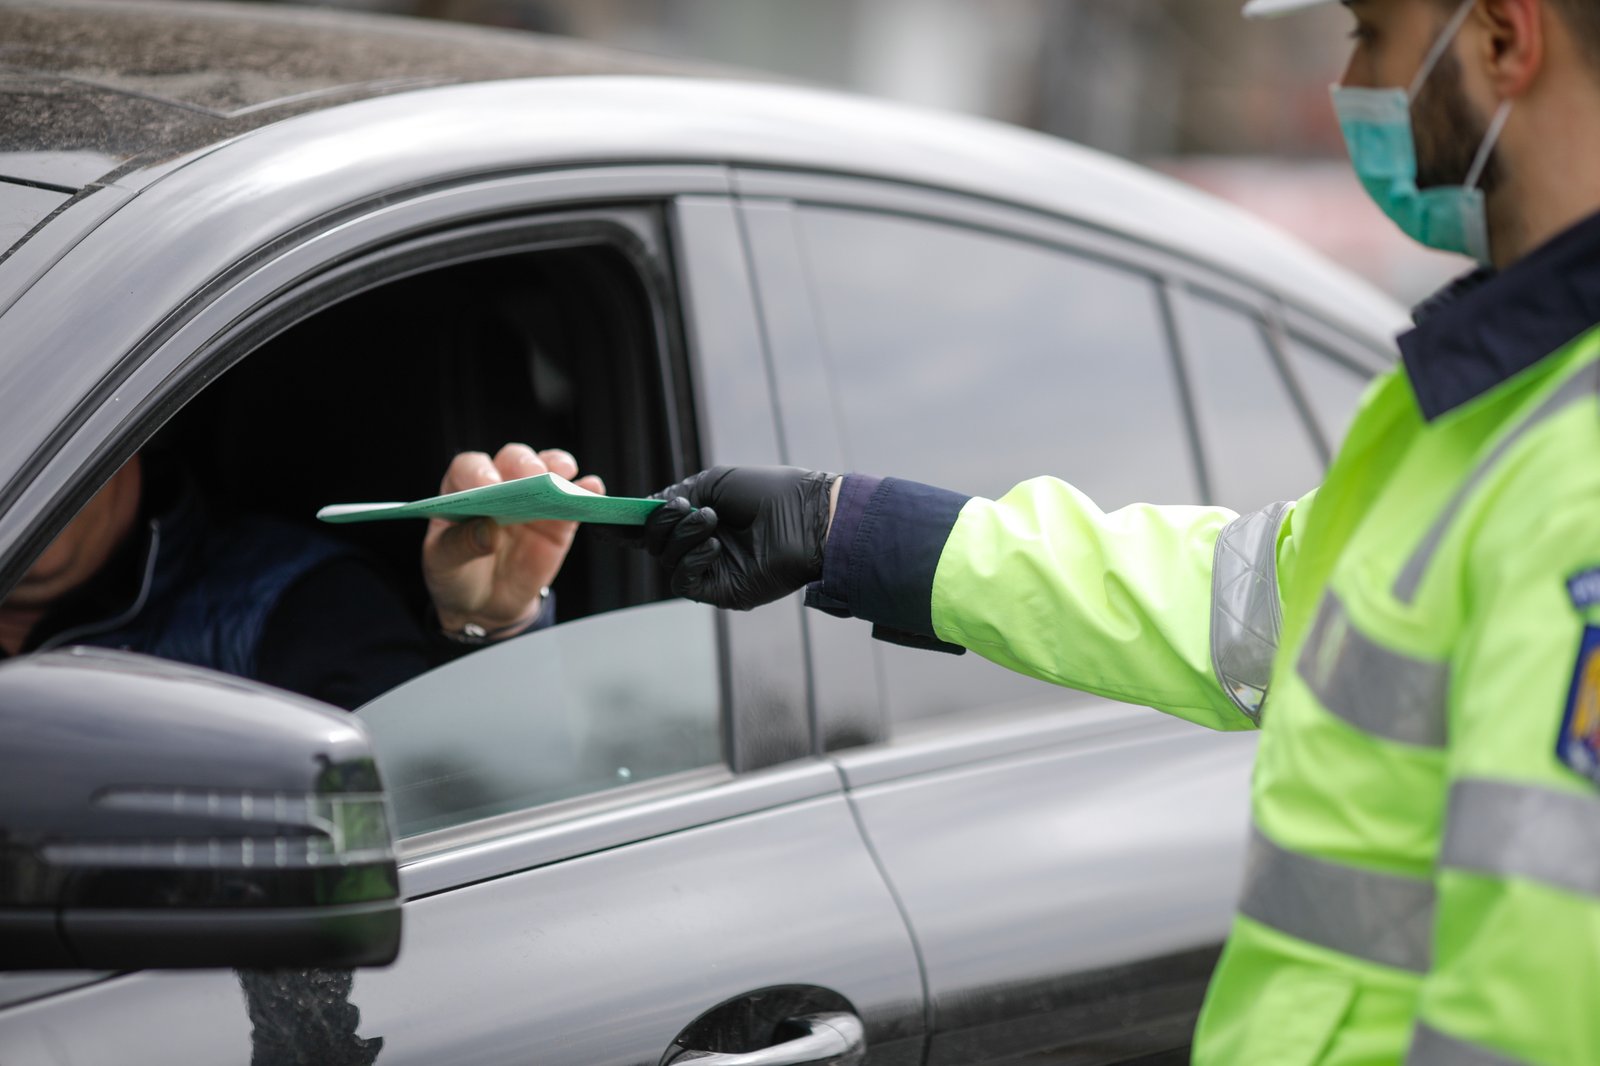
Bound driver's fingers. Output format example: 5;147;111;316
535;448;578;482
441;450;499;495
493;442;548;481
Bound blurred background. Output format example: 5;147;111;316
241;0;1466;306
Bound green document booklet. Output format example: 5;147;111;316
317;472;664;526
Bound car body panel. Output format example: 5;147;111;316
840;707;1255;1062
0;793;926;1066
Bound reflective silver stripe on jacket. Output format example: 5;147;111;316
1442;778;1600;899
1408;1023;1531;1066
1394;359;1600;605
1238;826;1435;973
1211;501;1292;724
1296;591;1449;748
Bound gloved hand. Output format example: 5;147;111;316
641;466;839;611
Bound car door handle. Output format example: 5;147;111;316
664;1011;865;1066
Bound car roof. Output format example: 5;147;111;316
0;0;727;189
0;0;1408;340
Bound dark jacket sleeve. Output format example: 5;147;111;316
804;474;972;654
258;558;558;710
255;558;434;710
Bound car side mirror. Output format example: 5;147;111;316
0;648;401;970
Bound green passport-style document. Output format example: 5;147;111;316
317;472;663;526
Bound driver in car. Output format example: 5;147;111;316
0;442;603;709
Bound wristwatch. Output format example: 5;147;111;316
438;587;549;646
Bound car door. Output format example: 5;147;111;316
736;172;1282;1064
0;173;923;1064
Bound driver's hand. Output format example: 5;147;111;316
423;444;604;635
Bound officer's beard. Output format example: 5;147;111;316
1413;47;1504;194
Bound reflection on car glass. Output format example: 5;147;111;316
798;207;1197;507
795;206;1201;724
237;968;382;1066
1178;294;1323;512
360;599;721;837
1285;337;1372;445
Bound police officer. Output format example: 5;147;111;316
633;0;1600;1062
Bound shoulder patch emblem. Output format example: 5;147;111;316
1569;567;1600;611
1559;569;1600;787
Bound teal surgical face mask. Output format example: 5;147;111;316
1330;0;1513;263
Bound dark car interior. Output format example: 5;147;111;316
163;230;686;631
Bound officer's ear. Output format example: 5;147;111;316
1475;0;1544;100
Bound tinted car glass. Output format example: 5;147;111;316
360;599;722;837
799;207;1197;506
1177;291;1323;513
1285;334;1374;446
796;207;1200;726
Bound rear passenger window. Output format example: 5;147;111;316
797;208;1198;507
1285;335;1373;446
796;207;1200;725
1175;291;1323;513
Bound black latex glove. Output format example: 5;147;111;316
641;466;839;611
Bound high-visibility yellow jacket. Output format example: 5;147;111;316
808;240;1600;1064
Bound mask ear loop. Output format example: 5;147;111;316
1409;0;1482;99
1465;99;1514;191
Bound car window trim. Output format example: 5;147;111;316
732;167;1397;362
1282;302;1398;375
1158;278;1218;503
733;199;886;754
738;174;1175;296
671;195;815;774
1171;282;1335;471
831;698;1204;789
400;759;840;898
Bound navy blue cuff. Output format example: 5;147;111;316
805;474;881;616
804;475;970;648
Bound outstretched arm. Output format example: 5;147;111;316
636;466;1315;732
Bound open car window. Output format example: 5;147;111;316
359;599;723;838
167;211;682;630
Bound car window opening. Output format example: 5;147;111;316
168;240;677;627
